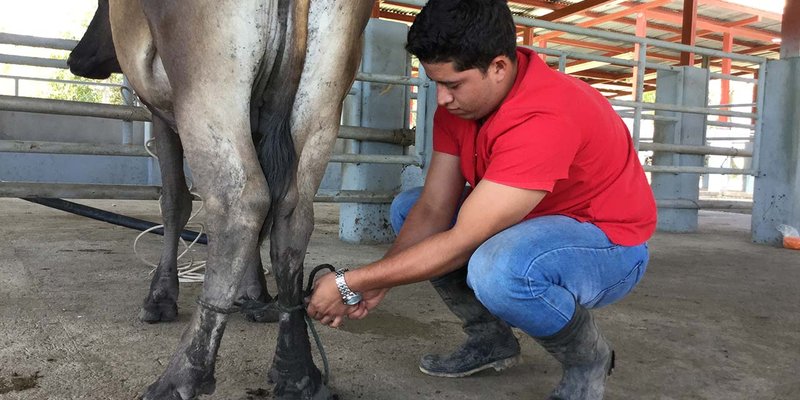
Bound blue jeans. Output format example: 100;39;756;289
390;187;649;337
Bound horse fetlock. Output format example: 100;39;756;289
140;297;178;323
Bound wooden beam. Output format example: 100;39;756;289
538;0;615;22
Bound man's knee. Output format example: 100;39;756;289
466;243;515;317
389;186;423;234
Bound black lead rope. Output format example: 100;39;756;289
196;263;337;384
302;264;336;384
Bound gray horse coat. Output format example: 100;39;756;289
69;1;374;399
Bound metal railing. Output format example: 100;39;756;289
0;32;431;202
3;12;768;207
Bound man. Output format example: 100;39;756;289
307;0;656;398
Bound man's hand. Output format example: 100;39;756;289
306;272;357;328
347;288;388;320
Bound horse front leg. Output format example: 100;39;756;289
140;115;193;323
140;132;269;400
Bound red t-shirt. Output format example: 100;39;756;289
433;47;656;246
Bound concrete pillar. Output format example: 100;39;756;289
651;66;709;232
751;57;800;245
339;19;409;244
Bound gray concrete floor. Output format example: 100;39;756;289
0;199;798;400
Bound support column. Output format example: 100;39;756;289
339;19;409;244
720;32;732;123
651;66;709;232
781;0;799;58
679;0;698;66
632;13;647;96
751;58;800;245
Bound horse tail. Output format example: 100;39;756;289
254;0;309;216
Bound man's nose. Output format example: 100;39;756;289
436;85;453;107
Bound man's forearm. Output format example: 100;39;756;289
348;227;477;293
385;201;454;258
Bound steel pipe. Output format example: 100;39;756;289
645;166;754;175
0;33;77;50
0;140;150;157
355;72;422;86
329;153;420;165
0;95;151;121
609;99;757;119
0;54;68;69
640;142;752;157
657;199;752;210
0;182;163;200
338;125;415;146
0;182;396;203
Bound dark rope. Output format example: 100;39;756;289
197;263;337;384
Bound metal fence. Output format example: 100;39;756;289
1;8;769;210
0;32;429;204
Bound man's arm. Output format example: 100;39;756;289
385;151;467;258
347;178;546;291
306;154;547;326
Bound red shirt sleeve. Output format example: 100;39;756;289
432;107;460;156
483;115;581;192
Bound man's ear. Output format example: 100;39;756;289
489;55;512;82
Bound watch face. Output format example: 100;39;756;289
344;294;362;305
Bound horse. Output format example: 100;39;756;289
67;1;375;399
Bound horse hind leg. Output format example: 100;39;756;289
266;1;374;399
267;186;331;400
138;1;273;398
140;115;193;323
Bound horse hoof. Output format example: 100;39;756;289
139;301;178;323
140;371;216;400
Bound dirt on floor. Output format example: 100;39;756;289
0;199;798;400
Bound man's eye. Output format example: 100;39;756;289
448;83;460;89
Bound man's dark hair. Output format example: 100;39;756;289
406;0;517;73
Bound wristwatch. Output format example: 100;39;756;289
334;269;363;305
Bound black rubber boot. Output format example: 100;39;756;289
535;305;615;400
419;267;520;378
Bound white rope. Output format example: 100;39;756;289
134;138;207;283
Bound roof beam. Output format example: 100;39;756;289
638;5;782;42
538;0;616;22
533;0;673;42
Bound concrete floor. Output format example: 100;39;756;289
0;198;798;400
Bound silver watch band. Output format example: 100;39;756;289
335;269;362;305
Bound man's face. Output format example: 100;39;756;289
422;58;510;121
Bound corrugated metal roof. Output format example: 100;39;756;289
378;0;785;97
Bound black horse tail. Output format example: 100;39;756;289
254;0;309;217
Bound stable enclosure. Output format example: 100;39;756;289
1;1;799;399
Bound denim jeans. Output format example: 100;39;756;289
390;187;649;337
